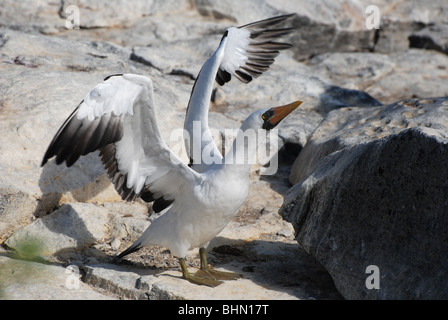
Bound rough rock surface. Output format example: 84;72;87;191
307;50;448;105
1;0;447;300
409;24;448;55
281;98;448;299
289;98;448;184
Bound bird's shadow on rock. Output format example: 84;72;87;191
206;237;343;300
28;153;116;263
35;153;110;217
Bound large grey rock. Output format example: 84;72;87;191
281;97;448;299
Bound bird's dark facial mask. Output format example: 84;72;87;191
262;100;302;130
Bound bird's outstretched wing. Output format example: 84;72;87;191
42;74;201;210
216;13;295;85
184;14;296;170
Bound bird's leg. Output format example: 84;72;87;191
194;247;242;281
178;257;223;287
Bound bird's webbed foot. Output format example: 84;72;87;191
195;247;243;281
178;257;223;287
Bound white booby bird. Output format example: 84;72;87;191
41;15;299;286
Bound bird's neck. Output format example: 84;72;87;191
185;44;225;129
221;128;267;176
184;43;226;161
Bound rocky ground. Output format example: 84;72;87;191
1;1;447;300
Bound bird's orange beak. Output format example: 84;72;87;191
269;101;302;125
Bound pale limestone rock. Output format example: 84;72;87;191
0;255;113;299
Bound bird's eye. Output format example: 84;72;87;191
262;110;273;121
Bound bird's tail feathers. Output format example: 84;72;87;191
111;241;142;263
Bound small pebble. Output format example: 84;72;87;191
110;238;121;251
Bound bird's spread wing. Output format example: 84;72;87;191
42;74;201;209
216;14;295;86
184;14;296;169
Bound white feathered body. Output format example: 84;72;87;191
140;165;250;257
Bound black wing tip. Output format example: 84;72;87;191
239;13;297;30
268;13;297;23
152;198;174;213
40;148;74;168
140;188;174;213
235;70;253;84
216;68;232;86
104;73;123;81
280;13;297;21
41;157;48;167
41;149;52;167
